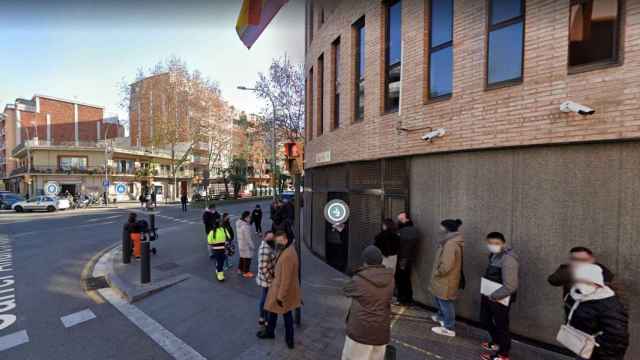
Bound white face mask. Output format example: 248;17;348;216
487;244;502;254
574;283;597;296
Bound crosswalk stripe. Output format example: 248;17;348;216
60;309;96;328
0;330;29;352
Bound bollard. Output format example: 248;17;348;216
149;213;156;241
122;228;131;264
141;241;151;284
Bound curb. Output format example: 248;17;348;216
93;245;190;303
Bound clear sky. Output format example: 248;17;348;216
0;0;305;121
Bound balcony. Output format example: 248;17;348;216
10;166;107;177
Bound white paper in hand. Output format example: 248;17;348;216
480;277;510;306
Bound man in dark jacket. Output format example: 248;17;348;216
251;204;263;234
547;246;615;317
342;245;395;360
480;232;519;360
395;212;418;305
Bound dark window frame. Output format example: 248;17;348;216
331;37;341;131
317;53;324;137
384;0;402;113
485;0;526;90
567;0;624;74
309;1;314;44
308;67;314;141
353;16;366;123
426;0;454;101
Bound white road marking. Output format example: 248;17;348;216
0;330;29;352
60;309;96;328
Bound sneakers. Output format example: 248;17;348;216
430;315;445;327
481;342;500;352
480;354;509;360
216;271;225;282
256;330;275;339
431;326;456;337
242;272;255;278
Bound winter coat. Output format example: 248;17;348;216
397;223;419;270
565;287;629;360
235;219;254;259
429;232;464;300
374;230;400;257
265;244;302;314
344;265;395;346
202;210;220;235
485;247;519;301
251;208;263;224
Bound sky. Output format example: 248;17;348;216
0;0;305;122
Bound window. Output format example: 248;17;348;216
353;17;365;121
487;0;525;86
332;38;341;129
59;156;87;170
309;2;314;44
308;68;314;141
428;0;454;99
569;0;621;69
385;0;402;112
317;54;324;136
320;7;325;24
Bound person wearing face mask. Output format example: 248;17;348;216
256;231;276;328
479;232;519;360
547;247;615;318
562;264;628;360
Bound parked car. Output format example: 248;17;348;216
0;193;25;210
12;196;71;212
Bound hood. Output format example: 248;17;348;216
492;246;518;261
356;265;394;288
570;285;615;303
440;232;464;247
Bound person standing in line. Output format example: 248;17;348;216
236;211;255;278
547;246;616;318
257;231;301;350
395;212;418;305
374;219;400;270
180;191;188;212
251;204;263;234
208;220;230;282
341;246;395;360
256;231;276;328
429;219;464;338
202;204;221;258
222;212;236;270
562;264;628;360
480;232;519;360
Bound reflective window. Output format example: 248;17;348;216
317;54;324;136
354;17;365;121
385;0;402;112
487;0;524;86
332;38;341;129
569;0;620;67
429;0;454;99
59;157;87;170
308;68;314;140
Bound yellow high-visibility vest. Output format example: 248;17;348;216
208;227;229;245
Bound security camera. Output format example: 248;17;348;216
422;128;446;141
560;101;595;116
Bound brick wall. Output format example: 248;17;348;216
304;0;640;168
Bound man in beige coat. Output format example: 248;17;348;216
429;219;464;338
257;230;301;349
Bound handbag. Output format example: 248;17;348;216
556;299;601;359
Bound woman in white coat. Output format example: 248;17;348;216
236;211;255;278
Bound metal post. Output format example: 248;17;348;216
270;96;277;201
141;240;151;283
122;228;132;264
293;173;302;325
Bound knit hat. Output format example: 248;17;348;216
441;219;463;233
362;245;383;266
573;263;605;287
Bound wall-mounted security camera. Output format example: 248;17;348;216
560;101;595;116
422;128;446;142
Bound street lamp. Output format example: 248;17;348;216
237;86;277;201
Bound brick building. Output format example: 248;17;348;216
303;0;638;353
1;95;123;193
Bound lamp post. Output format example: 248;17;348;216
237;86;277;201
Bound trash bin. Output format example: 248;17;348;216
131;232;142;258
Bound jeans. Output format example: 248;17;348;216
254;221;262;233
266;311;294;344
434;296;456;330
480;295;511;356
259;286;269;320
181;202;187;212
213;251;226;273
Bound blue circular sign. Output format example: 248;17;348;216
45;182;59;195
115;184;127;194
324;199;350;225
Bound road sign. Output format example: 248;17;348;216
324;199;350;225
103;180;110;188
45;182;59;195
115;183;127;194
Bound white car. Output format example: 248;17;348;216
12;196;71;212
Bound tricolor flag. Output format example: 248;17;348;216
236;0;289;49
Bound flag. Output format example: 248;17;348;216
236;0;289;49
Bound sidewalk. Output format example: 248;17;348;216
100;205;572;360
